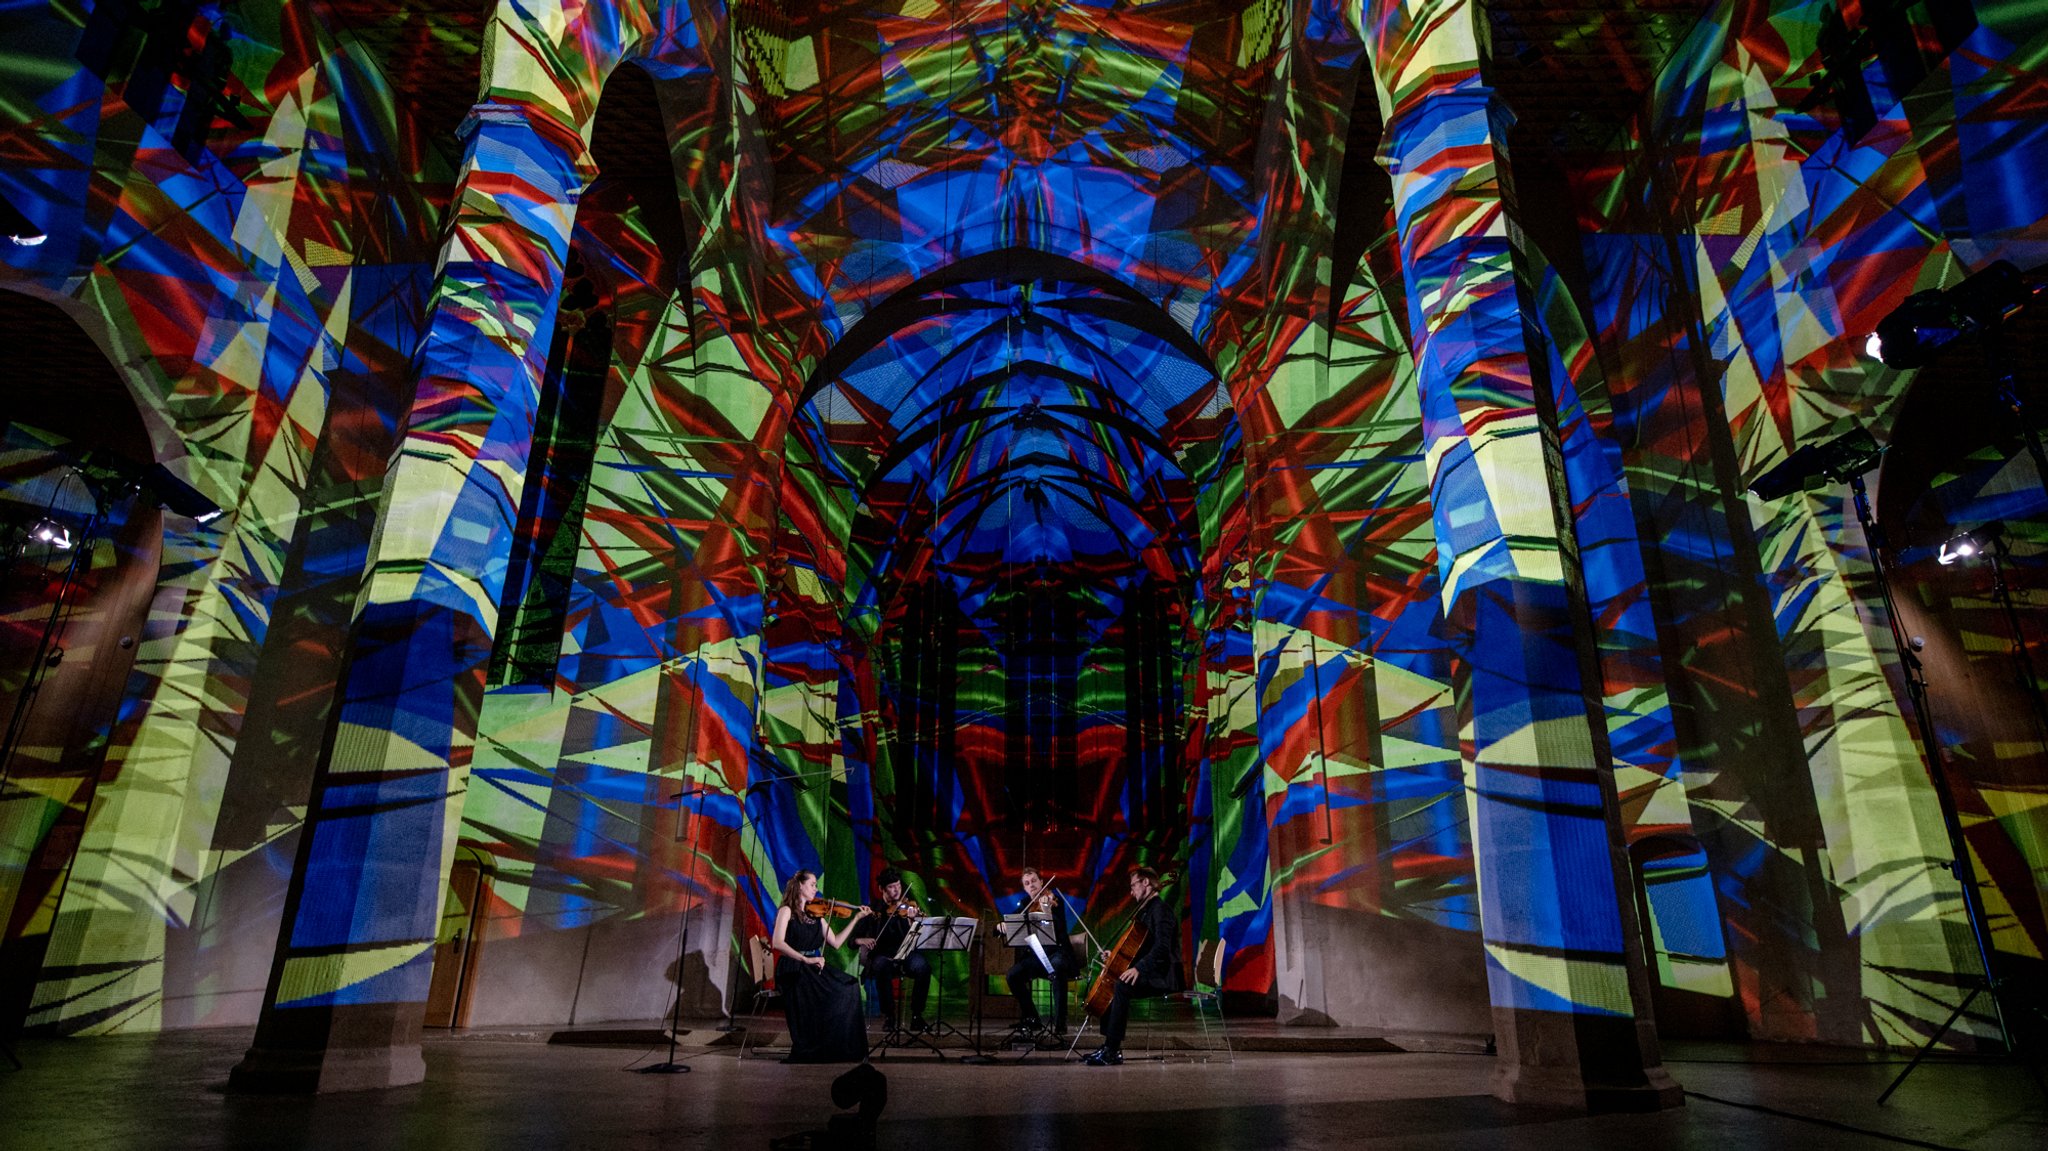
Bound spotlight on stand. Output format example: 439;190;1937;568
30;518;72;550
1867;260;2044;370
1937;527;1993;566
1747;426;1883;501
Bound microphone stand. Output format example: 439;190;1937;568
637;755;847;1072
638;782;714;1074
724;760;845;1050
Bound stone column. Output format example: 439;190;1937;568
227;101;589;1092
1360;0;1681;1110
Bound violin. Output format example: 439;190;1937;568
804;897;866;919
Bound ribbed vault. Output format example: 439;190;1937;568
788;251;1238;876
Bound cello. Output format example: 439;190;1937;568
1084;910;1150;1018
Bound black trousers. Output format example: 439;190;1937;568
1005;956;1071;1032
1099;971;1174;1047
867;951;932;1020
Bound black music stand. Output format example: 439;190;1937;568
995;913;1066;1061
867;920;946;1060
959;916;1001;1065
1000;913;1061;965
915;916;978;1051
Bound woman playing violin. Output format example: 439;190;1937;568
771;871;872;1063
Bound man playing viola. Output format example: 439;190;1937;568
1083;865;1181;1066
851;867;935;1031
1008;867;1078;1039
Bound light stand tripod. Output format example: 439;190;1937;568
0;479;105;1074
1841;473;2046;1105
0;486;103;796
1977;527;2048;741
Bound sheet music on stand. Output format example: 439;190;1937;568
887;917;977;1051
911;915;977;953
999;913;1060;974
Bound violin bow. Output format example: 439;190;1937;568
1044;879;1104;956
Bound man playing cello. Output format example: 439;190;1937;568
1082;865;1181;1066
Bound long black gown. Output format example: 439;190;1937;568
777;911;867;1063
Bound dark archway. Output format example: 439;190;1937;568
0;289;164;1038
0;290;155;464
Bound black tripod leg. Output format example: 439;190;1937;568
1879;986;1979;1106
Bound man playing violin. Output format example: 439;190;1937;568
1083;865;1181;1067
850;867;934;1030
1008;867;1078;1039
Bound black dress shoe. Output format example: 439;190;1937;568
1081;1046;1123;1066
909;1015;927;1033
1015;1019;1045;1037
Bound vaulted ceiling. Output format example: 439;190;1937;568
795;251;1235;636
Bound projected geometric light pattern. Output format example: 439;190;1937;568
804;263;1227;615
1;0;2037;1069
741;0;1268;358
792;259;1234;903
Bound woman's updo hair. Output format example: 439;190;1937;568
781;870;817;911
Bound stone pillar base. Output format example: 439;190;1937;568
1490;1006;1687;1112
229;1041;426;1094
227;1001;427;1094
1493;1055;1686;1112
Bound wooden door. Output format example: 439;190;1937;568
423;859;488;1028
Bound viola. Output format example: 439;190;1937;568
1026;887;1059;916
804;897;865;919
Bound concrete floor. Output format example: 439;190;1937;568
0;1025;2041;1151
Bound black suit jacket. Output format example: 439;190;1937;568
1129;897;1181;990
